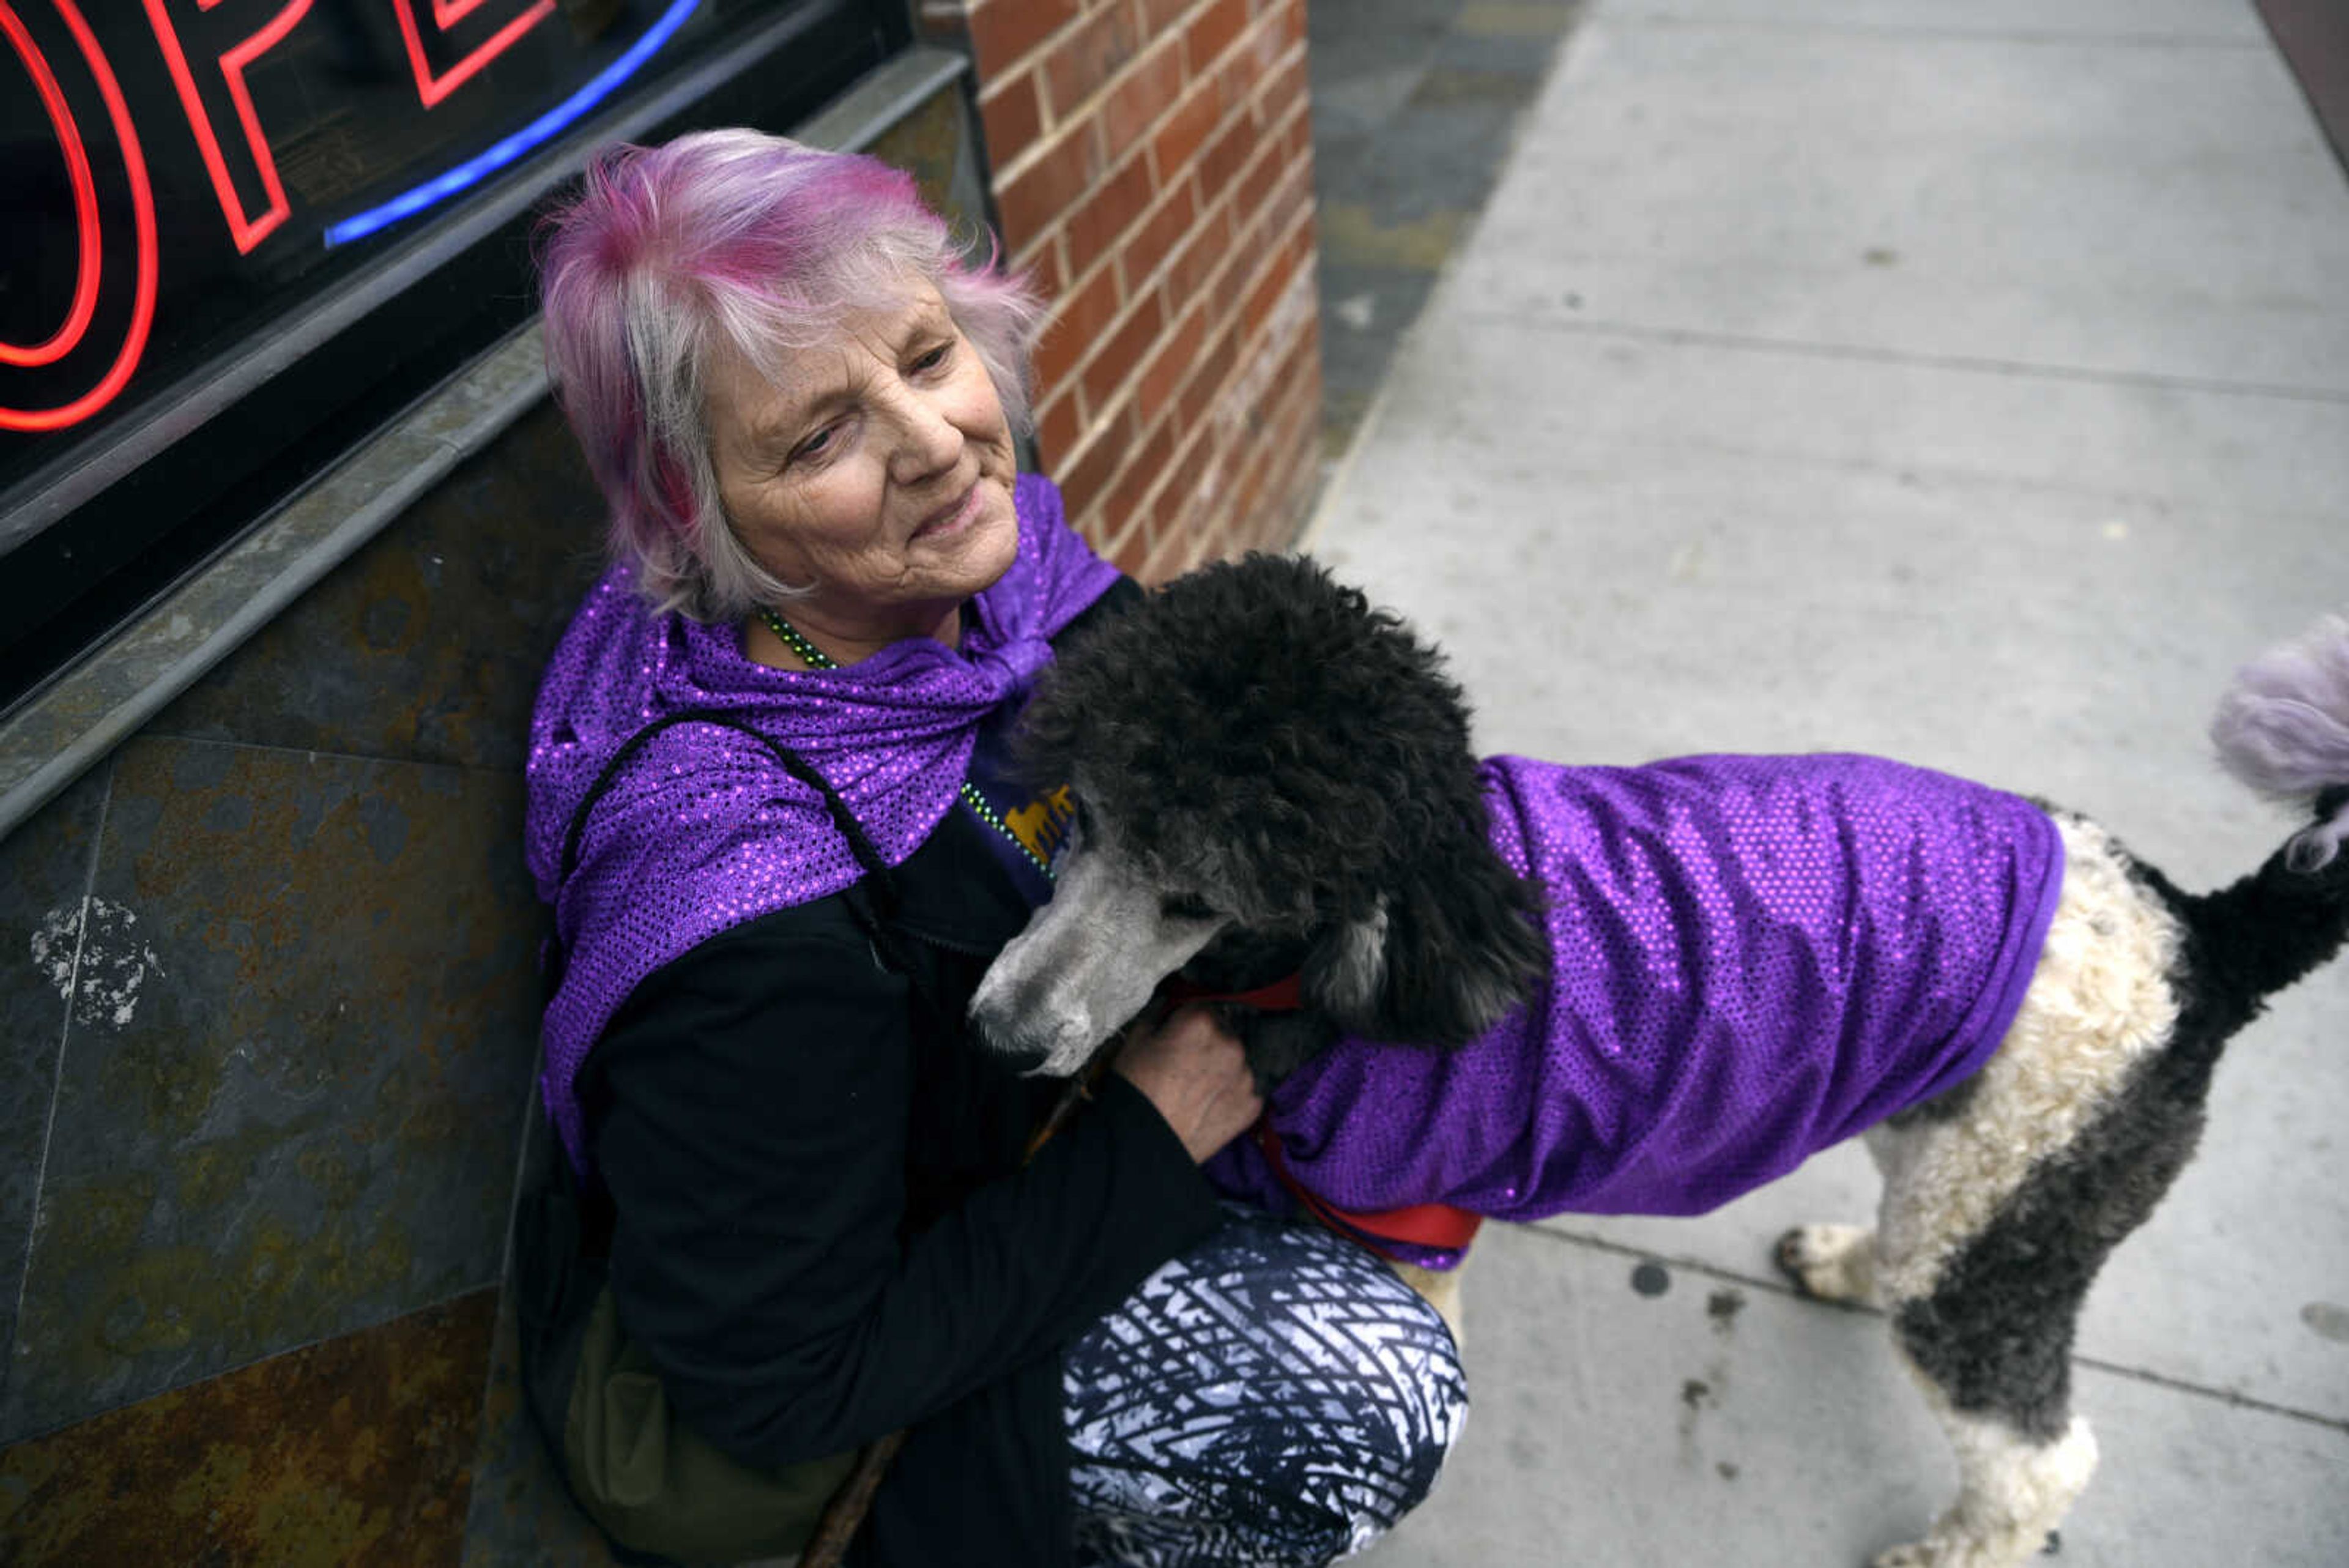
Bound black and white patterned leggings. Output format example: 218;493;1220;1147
1064;1205;1469;1567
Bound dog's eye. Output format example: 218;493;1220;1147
1160;893;1216;922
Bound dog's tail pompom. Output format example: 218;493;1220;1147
2211;612;2349;872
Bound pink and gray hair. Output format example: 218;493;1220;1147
536;128;1044;619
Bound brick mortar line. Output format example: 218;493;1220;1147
1099;195;1316;485
961;1;1090;103
1052;26;1188;151
1006;114;1159;278
1221;196;1319;326
1048;265;1161;409
1053;373;1126;468
989;106;1064;193
1150;341;1318;559
1000;7;1304;275
1098;504;1149;565
1230;119;1315;258
1232;89;1314;193
1117;171;1205;303
1046;183;1315;484
1123;342;1244;540
1176;216;1315;438
1194;0;1296;89
992;0;1237;189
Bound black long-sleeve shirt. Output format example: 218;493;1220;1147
568;584;1220;1564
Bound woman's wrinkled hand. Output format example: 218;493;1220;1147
1112;1006;1261;1164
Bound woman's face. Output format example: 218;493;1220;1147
705;283;1020;655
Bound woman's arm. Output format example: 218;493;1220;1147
585;907;1226;1468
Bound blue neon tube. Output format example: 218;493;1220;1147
324;0;702;248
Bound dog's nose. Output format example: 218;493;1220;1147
967;1001;1052;1072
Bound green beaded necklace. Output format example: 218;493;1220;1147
756;605;835;672
757;606;1054;882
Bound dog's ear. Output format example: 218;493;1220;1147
1301;900;1391;1027
1308;841;1546;1047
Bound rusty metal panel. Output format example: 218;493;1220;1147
0;1288;497;1567
0;737;538;1441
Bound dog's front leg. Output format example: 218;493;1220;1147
1871;1389;2094;1568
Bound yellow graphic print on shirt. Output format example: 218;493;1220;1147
1003;784;1076;867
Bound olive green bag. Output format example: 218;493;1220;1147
559;1277;857;1562
513;1087;860;1565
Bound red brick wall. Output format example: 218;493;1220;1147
930;0;1323;581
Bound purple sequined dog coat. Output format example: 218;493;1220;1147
1209;753;2066;1263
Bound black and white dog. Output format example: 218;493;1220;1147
970;555;2349;1568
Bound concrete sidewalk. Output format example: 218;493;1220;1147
1316;2;2349;1564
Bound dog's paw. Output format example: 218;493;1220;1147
1868;1531;2060;1567
1775;1224;1877;1305
1871;1540;1993;1568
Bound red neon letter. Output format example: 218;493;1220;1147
142;0;311;256
0;0;160;433
0;1;100;368
393;0;554;110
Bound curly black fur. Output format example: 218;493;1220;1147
1017;553;1548;1049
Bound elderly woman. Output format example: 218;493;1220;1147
517;130;1466;1568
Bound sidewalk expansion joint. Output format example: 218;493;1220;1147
1518;1221;2349;1436
1457;312;2349;409
1614;17;2271;52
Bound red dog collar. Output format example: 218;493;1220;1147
1256;1120;1483;1261
1158;972;1307;1010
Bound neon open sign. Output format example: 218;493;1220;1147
2;0;708;436
0;0;890;712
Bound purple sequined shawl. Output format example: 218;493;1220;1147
1209;753;2066;1260
524;474;1117;1170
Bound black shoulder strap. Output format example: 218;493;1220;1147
555;708;888;899
546;707;944;1025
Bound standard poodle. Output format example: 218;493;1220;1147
968;553;2349;1568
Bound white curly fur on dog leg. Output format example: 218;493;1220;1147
1872;1409;2096;1568
1869;816;2182;1307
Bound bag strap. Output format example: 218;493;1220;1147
547;707;946;1027
556;707;890;898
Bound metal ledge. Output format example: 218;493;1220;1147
0;45;971;842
